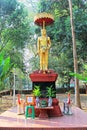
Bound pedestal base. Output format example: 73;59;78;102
29;70;62;117
29;70;58;98
35;106;53;119
35;98;63;117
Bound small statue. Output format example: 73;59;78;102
63;93;73;115
37;28;51;71
16;94;25;115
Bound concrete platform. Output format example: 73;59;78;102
0;106;87;130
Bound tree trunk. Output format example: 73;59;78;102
10;89;12;96
86;87;87;94
84;83;87;94
68;0;81;108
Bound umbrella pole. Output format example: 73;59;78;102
43;21;45;29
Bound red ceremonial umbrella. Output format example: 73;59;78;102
34;12;54;28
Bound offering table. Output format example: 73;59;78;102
35;106;53;119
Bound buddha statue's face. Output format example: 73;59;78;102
41;29;46;36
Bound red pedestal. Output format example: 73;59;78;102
29;70;58;82
29;70;62;117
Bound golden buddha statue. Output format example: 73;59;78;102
37;28;51;71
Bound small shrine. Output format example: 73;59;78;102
29;12;62;118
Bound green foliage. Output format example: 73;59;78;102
33;85;41;97
0;0;32;78
0;52;10;79
1;3;30;49
70;72;87;82
0;0;17;15
70;64;87;82
46;86;56;97
0;80;5;91
38;0;54;13
0;52;11;90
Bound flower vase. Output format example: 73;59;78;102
48;97;52;107
36;97;40;107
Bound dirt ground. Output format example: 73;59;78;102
0;94;87;114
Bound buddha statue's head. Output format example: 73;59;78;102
41;29;46;36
